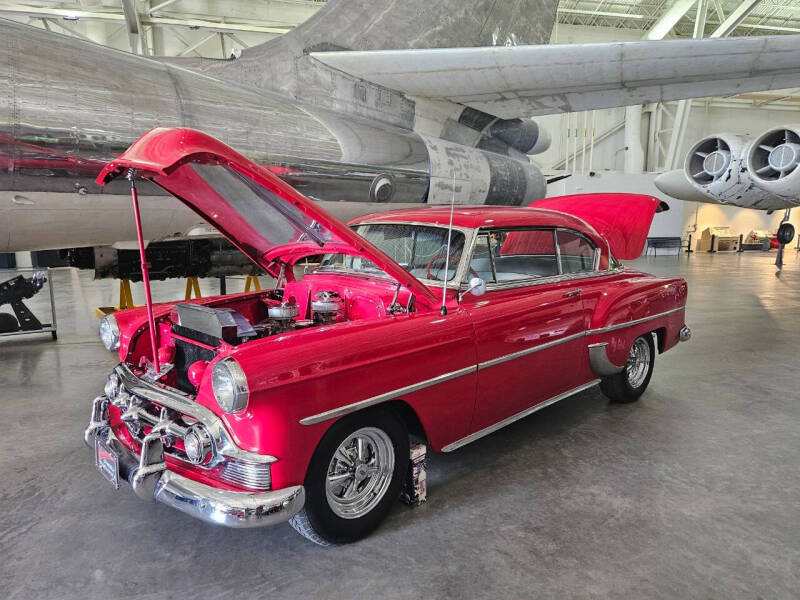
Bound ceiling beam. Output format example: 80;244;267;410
0;5;296;34
709;0;764;37
177;31;216;57
644;0;698;40
556;8;644;20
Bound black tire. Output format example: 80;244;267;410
600;334;655;404
777;222;795;245
0;313;20;333
289;408;409;546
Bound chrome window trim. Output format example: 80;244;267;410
441;379;601;452
553;228;563;275
480;267;623;293
298;306;685;426
555;228;598;276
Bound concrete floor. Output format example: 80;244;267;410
2;250;800;599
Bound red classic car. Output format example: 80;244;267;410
85;128;690;545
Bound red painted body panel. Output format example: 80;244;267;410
96;127;437;308
531;193;664;260
97;129;690;496
464;280;588;430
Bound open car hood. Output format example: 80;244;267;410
531;193;667;260
96;128;437;306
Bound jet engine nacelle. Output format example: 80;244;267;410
682;134;771;208
747;125;800;203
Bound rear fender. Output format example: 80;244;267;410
587;276;687;368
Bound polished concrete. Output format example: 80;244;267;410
2;251;800;599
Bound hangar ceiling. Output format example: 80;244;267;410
557;0;800;36
2;0;800;60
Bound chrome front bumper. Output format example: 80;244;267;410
85;386;304;528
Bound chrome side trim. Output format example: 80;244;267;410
588;342;625;377
586;306;684;335
441;379;601;452
482;267;623;293
477;330;586;370
300;365;478;426
298;307;684;426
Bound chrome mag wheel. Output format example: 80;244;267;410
626;336;652;389
325;426;395;519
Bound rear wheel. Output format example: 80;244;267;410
600;334;655;403
289;409;408;545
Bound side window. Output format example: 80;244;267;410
469;234;495;283
556;230;596;274
488;229;559;281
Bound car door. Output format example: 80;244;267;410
462;228;589;432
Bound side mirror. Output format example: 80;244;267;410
459;277;486;301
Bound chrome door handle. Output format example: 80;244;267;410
563;289;582;297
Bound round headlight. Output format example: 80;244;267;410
211;357;249;414
99;314;120;351
183;425;212;464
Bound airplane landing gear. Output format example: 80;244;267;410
777;222;795;245
775;209;794;268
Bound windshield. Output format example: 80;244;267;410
316;223;466;281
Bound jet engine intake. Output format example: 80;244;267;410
747;125;800;203
683;134;780;209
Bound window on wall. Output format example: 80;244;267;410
556;230;596;274
470;229;559;283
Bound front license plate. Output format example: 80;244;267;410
95;436;120;489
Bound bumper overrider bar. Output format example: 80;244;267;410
84;364;304;528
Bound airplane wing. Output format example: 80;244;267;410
311;35;800;119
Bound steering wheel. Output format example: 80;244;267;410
425;253;478;281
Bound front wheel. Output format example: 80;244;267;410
600;334;655;403
289;409;409;545
777;222;795;245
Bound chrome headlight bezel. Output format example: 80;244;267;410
99;314;120;351
211;357;249;414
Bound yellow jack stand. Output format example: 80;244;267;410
94;280;138;318
185;277;202;300
244;275;261;292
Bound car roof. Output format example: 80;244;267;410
349;205;594;233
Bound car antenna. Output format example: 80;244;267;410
127;169;160;375
440;172;456;316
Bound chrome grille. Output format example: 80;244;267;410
220;459;271;491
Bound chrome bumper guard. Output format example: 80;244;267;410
679;325;692;342
85;373;305;528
